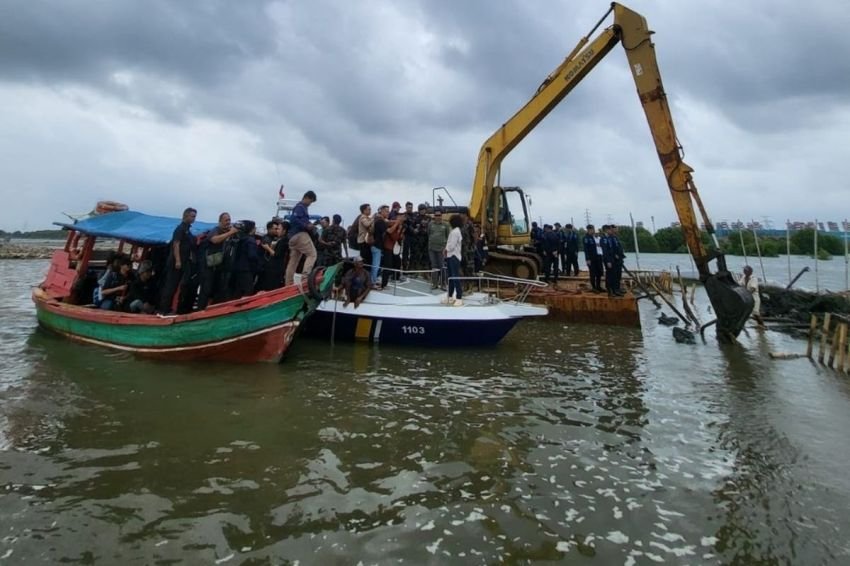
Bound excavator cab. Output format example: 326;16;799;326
492;186;532;246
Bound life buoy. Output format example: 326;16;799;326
95;201;129;214
307;266;331;300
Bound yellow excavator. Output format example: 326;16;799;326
465;2;753;339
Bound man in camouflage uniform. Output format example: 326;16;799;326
461;213;476;279
409;204;430;272
401;202;417;271
317;214;347;266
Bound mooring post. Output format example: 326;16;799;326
828;322;841;368
807;314;818;358
818;313;831;364
836;323;847;371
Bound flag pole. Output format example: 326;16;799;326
786;219;792;286
629;212;641;270
814;219;819;293
751;219;767;284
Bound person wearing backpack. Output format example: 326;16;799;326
346;215;360;254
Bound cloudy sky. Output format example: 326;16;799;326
1;0;848;231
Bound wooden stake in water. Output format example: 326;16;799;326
818;312;831;364
786;219;792;287
836;323;848;371
814;218;819;293
629;212;641;270
751;220;767;284
807;313;818;358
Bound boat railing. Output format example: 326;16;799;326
469;271;548;303
366;264;545;304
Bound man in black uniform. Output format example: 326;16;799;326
583;224;604;293
401;202;417;271
603;225;625;296
541;224;560;285
563;223;580;276
159;207;198;314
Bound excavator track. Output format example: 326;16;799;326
486;249;540;280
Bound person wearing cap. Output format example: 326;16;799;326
285;190;318;286
342;256;371;308
126;260;159;314
739;265;765;327
389;201;402;220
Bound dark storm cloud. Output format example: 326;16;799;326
643;1;850;132
0;0;278;120
0;0;848;229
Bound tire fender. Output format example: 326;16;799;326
307;266;331;300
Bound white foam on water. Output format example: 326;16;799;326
426;538;443;555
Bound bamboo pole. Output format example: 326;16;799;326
828;323;841;368
738;220;748;264
630;212;641;270
677;266;700;327
836;323;847;371
786;219;792;287
752;220;767;284
650;281;689;325
807;313;818;358
814;219;819;293
818;312;831;363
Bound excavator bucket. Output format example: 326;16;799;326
704;272;755;340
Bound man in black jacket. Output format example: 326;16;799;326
583;224;605;293
603;225;625;296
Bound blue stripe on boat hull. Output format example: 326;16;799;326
303;311;521;347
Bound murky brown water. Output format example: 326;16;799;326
2;259;849;564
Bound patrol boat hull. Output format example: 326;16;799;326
303;281;548;347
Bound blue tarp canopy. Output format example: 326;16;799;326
55;211;217;246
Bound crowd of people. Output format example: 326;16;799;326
530;222;627;297
87;188;641;314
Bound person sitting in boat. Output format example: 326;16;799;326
342;256;371;308
125;260;159;314
739;265;765;328
96;257;133;310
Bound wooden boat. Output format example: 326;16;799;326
32;208;337;363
